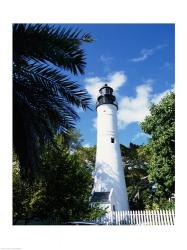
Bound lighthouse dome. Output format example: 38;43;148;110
96;84;118;109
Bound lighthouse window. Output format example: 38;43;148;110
105;88;111;94
111;137;114;143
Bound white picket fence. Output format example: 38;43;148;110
93;210;175;225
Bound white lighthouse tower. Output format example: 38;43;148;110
91;84;129;211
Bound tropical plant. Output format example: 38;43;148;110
76;145;96;173
13;136;104;224
141;92;175;208
13;24;93;178
121;143;151;210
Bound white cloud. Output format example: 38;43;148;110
84;76;102;101
130;45;166;63
83;143;91;148
130;49;153;62
84;71;127;102
151;89;171;104
100;55;114;72
118;83;172;129
110;71;127;90
131;132;151;143
118;84;152;128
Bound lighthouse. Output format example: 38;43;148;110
91;84;129;211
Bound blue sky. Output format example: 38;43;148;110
68;24;175;147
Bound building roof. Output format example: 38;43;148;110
91;191;110;203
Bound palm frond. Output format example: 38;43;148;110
13;24;94;75
14;58;91;109
13;23;93;178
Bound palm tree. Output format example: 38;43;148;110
13;24;93;178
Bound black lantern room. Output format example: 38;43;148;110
96;84;118;109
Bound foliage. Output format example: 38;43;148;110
13;160;45;224
120;93;175;210
121;116;175;211
121;143;151;210
39;145;94;222
55;128;84;151
141;92;175;204
13;24;93;178
76;146;96;173
13;134;104;224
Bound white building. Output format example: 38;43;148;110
91;84;129;212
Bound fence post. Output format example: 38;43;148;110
169;209;174;225
149;210;153;225
133;210;135;225
171;209;175;225
158;210;163;225
151;210;155;225
165;210;170;225
109;211;112;225
147;210;150;225
139;210;142;225
142;210;146;225
117;211;120;225
128;210;131;225
120;211;122;225
122;210;125;225
163;210;167;225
